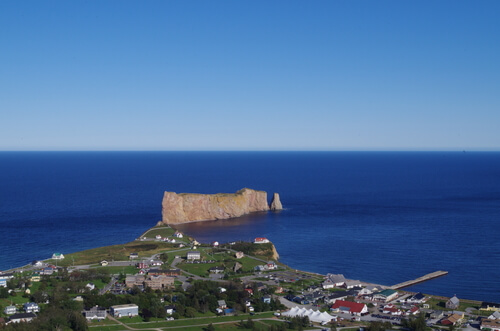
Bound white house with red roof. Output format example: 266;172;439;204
405;306;420;316
331;300;368;316
383;304;402;316
254;237;270;244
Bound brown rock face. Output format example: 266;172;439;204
270;193;283;211
161;188;270;224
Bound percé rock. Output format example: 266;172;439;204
162;188;271;225
270;193;283;211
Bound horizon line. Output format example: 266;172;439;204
1;149;499;153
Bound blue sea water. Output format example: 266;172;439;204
0;151;499;302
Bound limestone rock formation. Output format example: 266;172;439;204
270;193;283;211
161;188;271;224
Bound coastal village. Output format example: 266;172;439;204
0;225;499;331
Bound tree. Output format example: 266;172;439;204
185;307;197;318
206;323;216;331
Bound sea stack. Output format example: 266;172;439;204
270;193;283;211
161;188;270;224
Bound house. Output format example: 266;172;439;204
235;251;244;259
148;269;181;276
209;266;225;274
324;290;357;304
254;265;268;272
406;306;420;316
488;311;500;320
174;231;183;238
0;272;14;279
218;300;227;309
9;313;36;324
186;251;201;260
136;262;149;269
32;260;43;267
446;295;460;310
4;305;16;315
262;296;271;304
126;275;145;288
110;304;139;317
322;274;346;288
165;305;175;315
331;300;368;316
218;287;226;293
441;313;464;326
40;267;54;275
481;302;500;312
155;234;162;240
129;253;139;259
30;273;41;282
212;241;219;247
245;288;254;296
383;304;402;316
405;292;426;304
254;237;270;244
266;261;278;270
23;302;39;313
144;275;174;290
82;306;107;320
358;286;380;296
481;319;500;331
100;260;108;266
372;289;398;302
248;306;255;312
430;310;445;320
344;280;362;289
52;253;64;260
86;283;95;291
150;260;163;266
0;278;6;287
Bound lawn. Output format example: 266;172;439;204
141;226;177;239
426;297;481;311
179;262;224;277
48;241;178;266
88;312;276;331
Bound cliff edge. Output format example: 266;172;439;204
162;188;276;224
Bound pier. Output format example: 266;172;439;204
390;271;448;290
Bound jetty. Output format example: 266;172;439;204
390;271;448;290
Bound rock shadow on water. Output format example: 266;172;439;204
173;211;275;244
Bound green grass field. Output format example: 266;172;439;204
141;226;177;239
47;241;178;267
178;262;224;277
88;312;276;330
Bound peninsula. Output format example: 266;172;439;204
161;188;282;224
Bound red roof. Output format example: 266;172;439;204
255;237;268;242
331;300;366;313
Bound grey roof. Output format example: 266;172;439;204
10;313;36;320
327;274;346;283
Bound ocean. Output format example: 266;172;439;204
0;151;499;302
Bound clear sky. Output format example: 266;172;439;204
1;1;499;151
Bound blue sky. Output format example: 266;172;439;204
1;1;499;151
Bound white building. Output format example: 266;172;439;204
110;304;139;318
